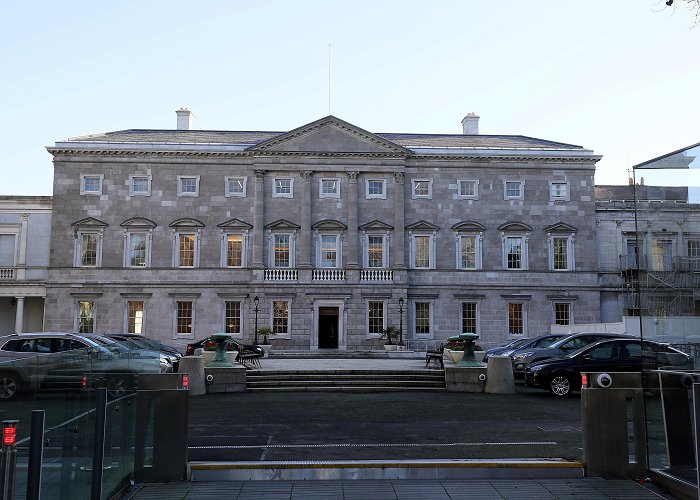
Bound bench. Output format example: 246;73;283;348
235;343;264;369
425;344;445;369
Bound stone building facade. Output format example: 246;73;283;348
44;113;601;351
0;196;52;334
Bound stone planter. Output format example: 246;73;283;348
383;344;398;351
202;351;237;366
259;344;272;357
445;349;464;364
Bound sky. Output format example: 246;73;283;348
1;0;699;196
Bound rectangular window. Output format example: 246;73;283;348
652;239;673;271
368;301;385;335
550;182;569;201
81;234;97;267
504;181;523;199
508;303;524;335
688;239;700;271
129;233;147;267
80;175;102;195
177;301;193;335
320;178;340;198
226;177;247;197
320;235;337;268
461;302;477;334
225;301;241;334
274;235;290;267
413;235;431;268
366;179;386;199
179;234;196;267
226;235;243;267
0;234;15;267
460;235;477;269
78;301;95;334
554;303;570;326
367;235;384;268
178;176;199;196
273;178;293;198
506;236;523;269
415;302;431;335
128;301;144;334
458;180;478;198
552;237;569;270
130;175;151;196
412;179;432;199
272;300;289;334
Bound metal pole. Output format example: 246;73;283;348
398;297;404;346
694;383;700;500
26;410;45;500
254;296;259;344
0;420;18;500
91;388;107;500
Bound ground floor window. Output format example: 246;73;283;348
128;300;144;334
461;302;478;334
177;301;193;335
272;300;289;335
225;300;242;334
367;301;385;335
508;303;525;335
554;302;571;325
415;301;431;336
78;301;95;334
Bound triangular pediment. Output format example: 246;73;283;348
498;222;533;232
312;219;347;231
359;220;394;231
405;220;440;232
265;219;301;230
217;218;253;230
451;221;486;232
169;218;205;228
71;217;108;228
248;116;411;155
120;217;157;229
544;222;579;233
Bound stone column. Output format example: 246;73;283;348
14;297;25;333
346;172;360;269
252;170;266;268
393;172;406;269
298;170;313;269
16;213;28;280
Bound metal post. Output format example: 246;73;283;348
26;410;45;500
253;295;259;344
398;297;404;346
0;420;18;500
91;388;107;500
694;383;700;500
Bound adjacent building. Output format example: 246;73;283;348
43;112;601;351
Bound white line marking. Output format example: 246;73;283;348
189;441;558;450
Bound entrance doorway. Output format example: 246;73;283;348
318;307;339;349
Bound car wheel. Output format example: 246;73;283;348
106;375;131;399
549;375;573;397
0;372;21;400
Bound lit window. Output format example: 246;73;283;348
274;235;291;268
508;303;525;335
652;239;673;272
366;179;386;199
176;301;193;335
178;233;196;267
320;178;340;198
78;301;95;334
412;179;432;199
225;177;247;197
368;301;385;335
272;300;289;334
551;236;572;271
504;181;523;200
273;178;294;198
415;302;431;336
461;302;478;334
554;303;570;326
367;235;385;268
319;235;338;268
458;180;478;199
130;175;151;196
80;175;103;195
178;176;199;196
226;235;243;267
128;301;144;334
550;182;569;201
225;301;241;334
412;235;433;269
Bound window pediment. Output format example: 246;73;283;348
312;219;347;231
543;222;578;233
265;219;301;230
498;222;533;232
169;218;205;229
451;221;486;232
120;217;157;229
217;218;253;230
72;217;108;229
359;220;394;231
405;220;439;232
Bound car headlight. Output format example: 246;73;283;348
528;364;546;372
513;352;534;360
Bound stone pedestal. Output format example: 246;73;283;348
204;366;246;393
178;356;206;396
445;366;488;392
485;355;516;394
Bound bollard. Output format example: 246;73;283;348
484;355;516;394
26;410;45;500
178;356;206;395
0;420;18;500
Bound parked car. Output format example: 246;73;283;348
101;333;180;371
481;338;531;362
482;334;568;363
511;332;634;377
185;336;247;356
525;338;693;397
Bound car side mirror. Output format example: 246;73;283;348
582;354;592;360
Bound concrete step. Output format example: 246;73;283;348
246;379;445;388
246;386;447;392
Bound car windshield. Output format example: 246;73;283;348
88;336;124;355
531;336;564;348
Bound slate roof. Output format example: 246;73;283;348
65;129;584;151
595;185;688;201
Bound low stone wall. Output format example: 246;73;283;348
204;366;246;393
445;366;487;392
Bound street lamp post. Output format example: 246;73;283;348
253;295;259;344
398;297;404;346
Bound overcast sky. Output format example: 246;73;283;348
2;1;699;196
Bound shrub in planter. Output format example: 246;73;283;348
380;326;400;345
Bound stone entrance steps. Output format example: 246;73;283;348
246;369;446;392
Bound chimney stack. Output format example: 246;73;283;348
176;108;194;130
461;112;479;135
